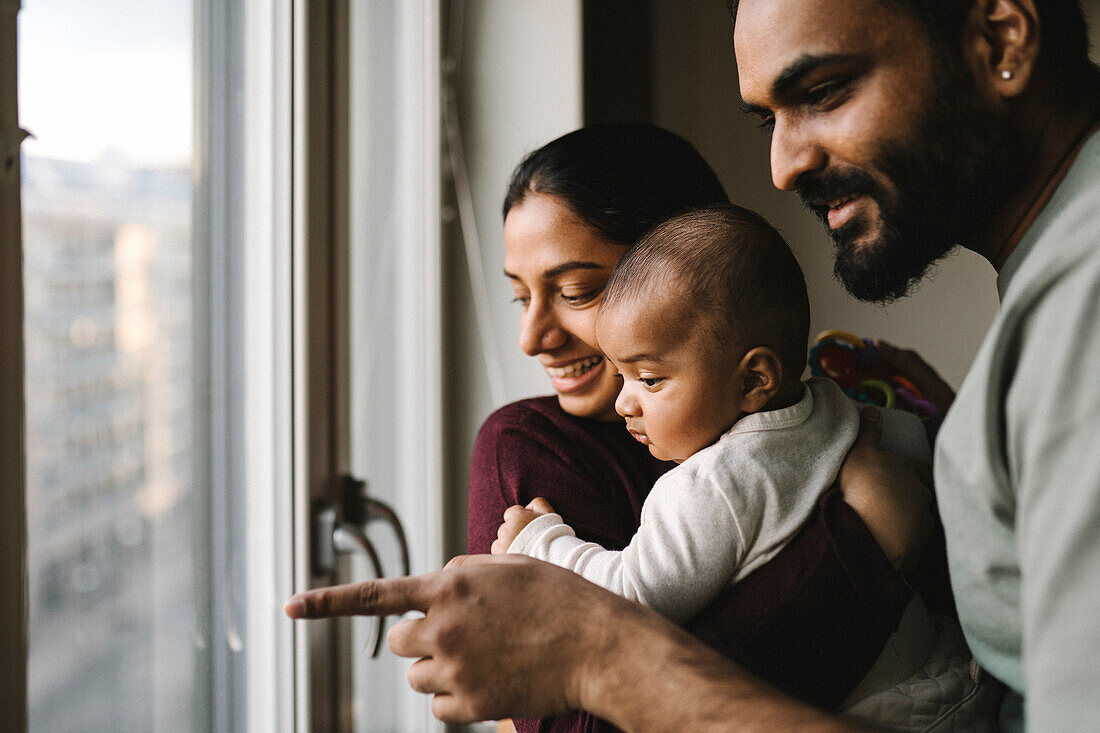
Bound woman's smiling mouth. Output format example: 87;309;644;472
545;356;605;393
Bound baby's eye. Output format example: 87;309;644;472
639;376;663;390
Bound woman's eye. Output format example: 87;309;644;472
511;295;530;308
561;289;599;306
756;114;775;135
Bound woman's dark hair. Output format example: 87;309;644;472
502;123;730;247
727;0;1093;75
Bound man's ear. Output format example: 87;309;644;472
737;346;783;413
967;0;1040;97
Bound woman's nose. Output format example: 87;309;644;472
519;299;566;355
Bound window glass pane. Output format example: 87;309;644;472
18;1;198;730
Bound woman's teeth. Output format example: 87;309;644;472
546;356;602;378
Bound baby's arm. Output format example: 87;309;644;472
507;471;744;623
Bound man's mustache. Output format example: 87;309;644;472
795;168;881;221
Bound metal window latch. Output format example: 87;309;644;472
340;475;410;577
311;475;411;657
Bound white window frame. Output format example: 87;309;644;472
194;0;296;729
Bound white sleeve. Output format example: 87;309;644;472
507;470;746;623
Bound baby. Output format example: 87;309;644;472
492;204;930;624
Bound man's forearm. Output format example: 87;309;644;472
579;599;871;732
285;555;877;730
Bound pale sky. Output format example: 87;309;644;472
17;0;192;166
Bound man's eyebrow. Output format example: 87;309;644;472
504;260;607;281
737;54;848;115
771;53;854;99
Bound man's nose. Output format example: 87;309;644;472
519;299;566;355
770;117;826;192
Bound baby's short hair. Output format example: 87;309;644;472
603;204;810;378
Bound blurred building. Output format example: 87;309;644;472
22;152;194;732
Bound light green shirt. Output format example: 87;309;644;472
936;129;1100;732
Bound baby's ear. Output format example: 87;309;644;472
737;347;783;412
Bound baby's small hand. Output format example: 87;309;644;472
491;498;555;555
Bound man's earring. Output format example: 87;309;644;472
1000;69;1014;81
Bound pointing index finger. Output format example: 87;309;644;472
285;574;435;619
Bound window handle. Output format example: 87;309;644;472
311;502;387;657
331;525;386;658
341;475;410;577
359;497;410;577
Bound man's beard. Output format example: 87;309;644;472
797;62;1027;303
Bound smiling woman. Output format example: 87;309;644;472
469;122;730;733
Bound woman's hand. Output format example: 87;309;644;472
840;408;934;572
492;497;555;555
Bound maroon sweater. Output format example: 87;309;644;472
468;397;911;733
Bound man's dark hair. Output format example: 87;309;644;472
603;204;811;380
503;123;729;247
727;0;1093;75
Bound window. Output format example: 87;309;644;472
19;1;198;729
11;0;449;729
17;0;299;729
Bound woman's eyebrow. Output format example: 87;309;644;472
503;260;607;281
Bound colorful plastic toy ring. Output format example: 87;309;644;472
889;375;925;402
814;330;865;351
859;378;896;409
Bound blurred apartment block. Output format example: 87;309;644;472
22;152;194;732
